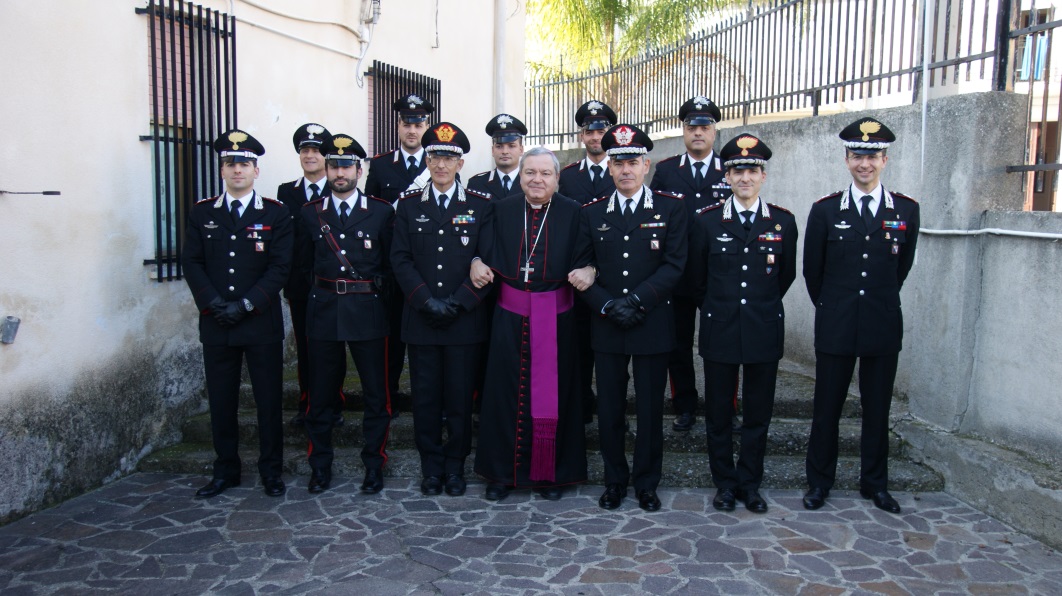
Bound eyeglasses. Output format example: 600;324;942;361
427;154;460;165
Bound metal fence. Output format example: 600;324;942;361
137;0;237;281
526;0;1000;143
366;60;442;156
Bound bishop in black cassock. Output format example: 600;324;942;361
473;151;588;501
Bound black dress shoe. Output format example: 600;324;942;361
537;486;563;501
671;412;696;432
742;489;768;513
361;468;383;494
194;478;239;499
637;489;661;512
803;487;829;510
712;487;736;511
598;484;627;510
861;489;901;514
262;476;286;497
484;483;511;501
308;469;331;494
444;474;466;496
420;476;442;496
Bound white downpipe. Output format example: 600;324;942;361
920;228;1062;240
921;0;931;180
493;0;506;114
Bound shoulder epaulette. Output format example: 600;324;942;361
398;188;422;200
654;189;684;200
465;188;492;200
696;202;724;215
890;191;918;203
767;203;793;214
562;161;580;171
583;196;609;208
196;195;220;204
469;171;490;179
262;196;283;206
657;154;681;165
371;149;395;160
816;190;844;203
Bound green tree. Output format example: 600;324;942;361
526;0;747;74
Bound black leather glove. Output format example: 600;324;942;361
208;297;229;326
623;295;646;327
216;301;248;327
608;296;644;330
422;297;459;329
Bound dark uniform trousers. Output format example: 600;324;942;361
690;199;798;493
409;344;481;476
559;159;616;418
279;177;334;413
391;185;493;479
649;152;730;417
300;192;395;475
182;192;293;483
803;187;919;494
575;189;688;492
306;337;389;471
364;149;428;397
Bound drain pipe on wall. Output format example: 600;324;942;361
493;0;506;114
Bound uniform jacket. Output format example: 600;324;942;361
300;191;394;342
558;157;615;205
689;196;798;363
803;186;920;356
182;191;293;346
277;176;329;301
390;183;494;345
466;169;522;201
574;186;688;355
649;152;731;297
364;149;428;203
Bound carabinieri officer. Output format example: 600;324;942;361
802;118;920;514
301;133;395;496
183;129;293;499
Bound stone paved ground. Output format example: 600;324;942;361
1;474;1059;595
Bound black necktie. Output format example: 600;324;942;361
230;199;242;225
622;198;634;221
692;161;705;185
861;195;875;226
502;174;511;193
590;164;603;182
407;155;418;177
309;183;321;202
741;210;753;231
339;201;350;225
438;193;448;212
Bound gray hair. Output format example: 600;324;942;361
519;146;560;175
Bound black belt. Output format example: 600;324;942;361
315;277;378;294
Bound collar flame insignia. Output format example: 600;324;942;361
859;120;882;141
613;126;635;145
736;136;758;156
333;136;354;155
436;124;456;142
306;124;324;139
228;130;248;149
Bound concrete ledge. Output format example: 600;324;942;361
897;419;1062;551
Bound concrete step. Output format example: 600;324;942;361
181;411;900;457
238;367;862;420
137;443;943;492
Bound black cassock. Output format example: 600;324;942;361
473;193;588;488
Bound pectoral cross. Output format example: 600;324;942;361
521;264;535;282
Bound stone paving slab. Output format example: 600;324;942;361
1;473;1058;594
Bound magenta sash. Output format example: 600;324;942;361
497;283;575;481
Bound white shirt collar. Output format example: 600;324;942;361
400;147;424;166
687;151;714;169
303;176;326;200
584;155;609;171
616;188;642;209
334;190;360;214
432;183;456;198
736;197;761;218
225;191;253;213
851;183;883;213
